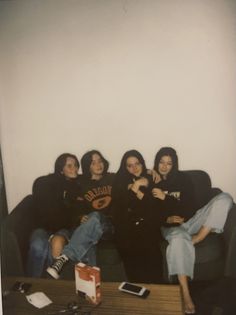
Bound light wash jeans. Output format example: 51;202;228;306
62;211;114;266
27;228;71;277
161;192;233;279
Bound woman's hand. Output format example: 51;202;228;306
131;177;149;193
152;188;166;200
147;169;162;184
76;196;84;201
166;216;184;224
128;177;148;200
80;215;89;224
135;177;149;187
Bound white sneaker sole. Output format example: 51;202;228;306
46;267;60;279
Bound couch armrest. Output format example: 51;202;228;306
210;187;222;198
223;203;236;278
1;195;35;276
1;227;24;276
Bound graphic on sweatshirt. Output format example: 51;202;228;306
84;185;112;210
164;191;181;200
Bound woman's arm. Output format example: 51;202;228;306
152;173;196;224
166;215;185;224
152;187;166;200
129;177;149;200
147;169;162;184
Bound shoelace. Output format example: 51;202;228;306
53;257;67;272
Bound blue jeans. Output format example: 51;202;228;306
62;211;114;266
27;228;71;277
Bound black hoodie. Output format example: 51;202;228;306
154;171;197;225
77;173;115;216
153;147;197;226
32;173;81;232
112;150;160;252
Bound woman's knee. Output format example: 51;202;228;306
168;235;192;248
209;192;233;216
29;229;49;255
50;235;67;246
30;228;48;241
86;212;102;227
29;237;48;254
88;211;100;220
212;192;233;206
165;228;191;242
220;192;233;208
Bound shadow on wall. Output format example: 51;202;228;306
0;147;8;222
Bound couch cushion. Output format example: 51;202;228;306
183;170;212;209
195;233;224;264
97;240;122;265
193;259;224;281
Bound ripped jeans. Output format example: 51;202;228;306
62;211;114;266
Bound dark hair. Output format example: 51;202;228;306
54;153;80;174
153;147;178;178
117;149;147;178
81;150;109;178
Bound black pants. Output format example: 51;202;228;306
120;246;163;284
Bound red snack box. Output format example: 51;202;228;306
75;262;101;305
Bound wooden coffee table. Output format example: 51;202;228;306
2;277;184;314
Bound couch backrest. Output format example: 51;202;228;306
183;170;213;210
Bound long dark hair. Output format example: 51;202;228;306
81;150;109;179
116;149;147;179
153;147;178;179
54;153;80;175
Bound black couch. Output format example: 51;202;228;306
1;170;236;283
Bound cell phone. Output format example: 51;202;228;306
11;281;32;294
118;282;150;298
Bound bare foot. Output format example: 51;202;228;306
192;226;212;245
182;291;196;314
182;290;196;314
178;274;196;314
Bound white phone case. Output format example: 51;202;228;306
118;282;149;297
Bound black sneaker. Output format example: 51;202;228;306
47;254;69;279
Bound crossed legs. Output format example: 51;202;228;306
162;192;233;313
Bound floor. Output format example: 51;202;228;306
190;277;236;315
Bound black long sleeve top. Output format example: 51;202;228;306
112;173;160;251
153;171;197;226
32;173;82;232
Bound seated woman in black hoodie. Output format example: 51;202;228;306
27;153;81;277
112;150;162;283
46;150;115;279
152;147;233;314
